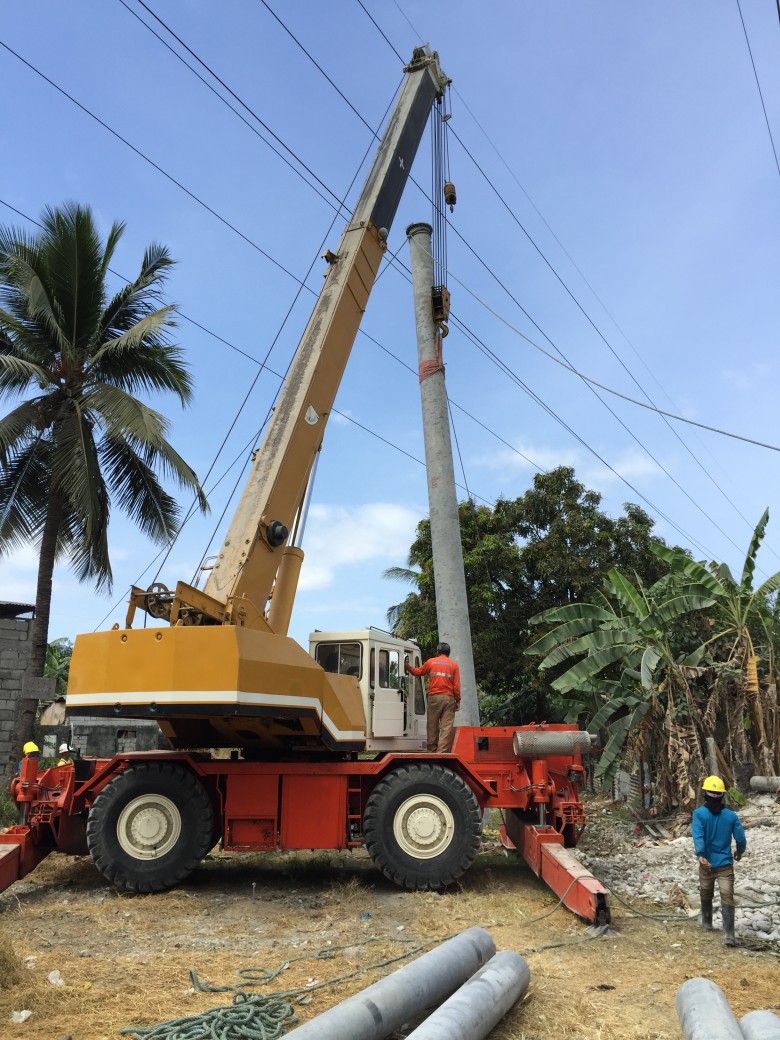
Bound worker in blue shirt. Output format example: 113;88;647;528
692;775;746;947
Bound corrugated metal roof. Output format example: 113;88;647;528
0;601;35;619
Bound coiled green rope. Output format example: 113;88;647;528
120;935;445;1040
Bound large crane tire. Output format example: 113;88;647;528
363;763;481;890
87;762;214;893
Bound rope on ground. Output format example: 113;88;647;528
120;933;454;1040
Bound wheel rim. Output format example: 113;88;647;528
116;794;182;860
392;793;455;859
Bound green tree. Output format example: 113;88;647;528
44;637;73;696
386;467;668;724
0;202;207;769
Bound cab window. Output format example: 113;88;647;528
377;649;399;688
315;642;362;678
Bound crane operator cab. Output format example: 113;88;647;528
310;628;427;751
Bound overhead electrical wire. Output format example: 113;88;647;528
4;28;772;479
448;124;761;537
443;264;780;458
4;19;776;573
390;0;748;507
735;0;780;181
238;0;769;563
358;3;772;561
403;181;750;559
444;308;715;558
115;0;352;218
134;0;780;559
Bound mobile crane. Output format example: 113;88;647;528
1;48;609;925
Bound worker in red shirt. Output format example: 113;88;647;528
405;642;460;752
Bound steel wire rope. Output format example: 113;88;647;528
735;0;780;182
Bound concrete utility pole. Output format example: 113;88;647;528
406;222;479;727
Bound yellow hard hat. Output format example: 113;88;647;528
702;775;726;794
22;741;40;755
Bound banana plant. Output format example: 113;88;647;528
654;510;780;776
526;563;718;806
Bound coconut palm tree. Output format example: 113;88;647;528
0;202;207;764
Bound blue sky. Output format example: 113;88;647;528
1;1;779;651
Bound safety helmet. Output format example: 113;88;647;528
58;743;73;754
22;741;40;755
702;775;726;794
437;642;451;656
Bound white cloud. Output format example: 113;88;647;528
720;361;773;393
298;502;420;591
582;450;667;486
476;440;666;488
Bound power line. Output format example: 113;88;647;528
354;0;405;64
117;0;351;217
735;0;780;182
445;307;715;558
448;125;759;537
373;0;762;544
0;39;307;286
4;24;768;566
444;263;780;458
361;0;780;562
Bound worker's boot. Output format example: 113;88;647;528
699;899;713;931
722;904;736;947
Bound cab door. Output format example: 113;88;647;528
370;643;404;737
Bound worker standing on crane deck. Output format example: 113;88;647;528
692;775;746;947
406;643;460;753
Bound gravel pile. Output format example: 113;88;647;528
575;794;780;943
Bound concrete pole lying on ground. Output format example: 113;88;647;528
749;776;780;794
281;927;496;1040
404;951;531;1039
406;221;479;728
741;1010;780;1040
676;978;744;1040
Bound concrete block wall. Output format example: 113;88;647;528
0;617;33;769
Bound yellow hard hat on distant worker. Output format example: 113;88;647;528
702;775;726;794
22;741;40;755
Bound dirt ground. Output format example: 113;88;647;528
1;810;779;1040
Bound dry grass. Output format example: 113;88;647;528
1;849;779;1040
0;925;23;989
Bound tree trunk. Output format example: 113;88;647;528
3;493;62;784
